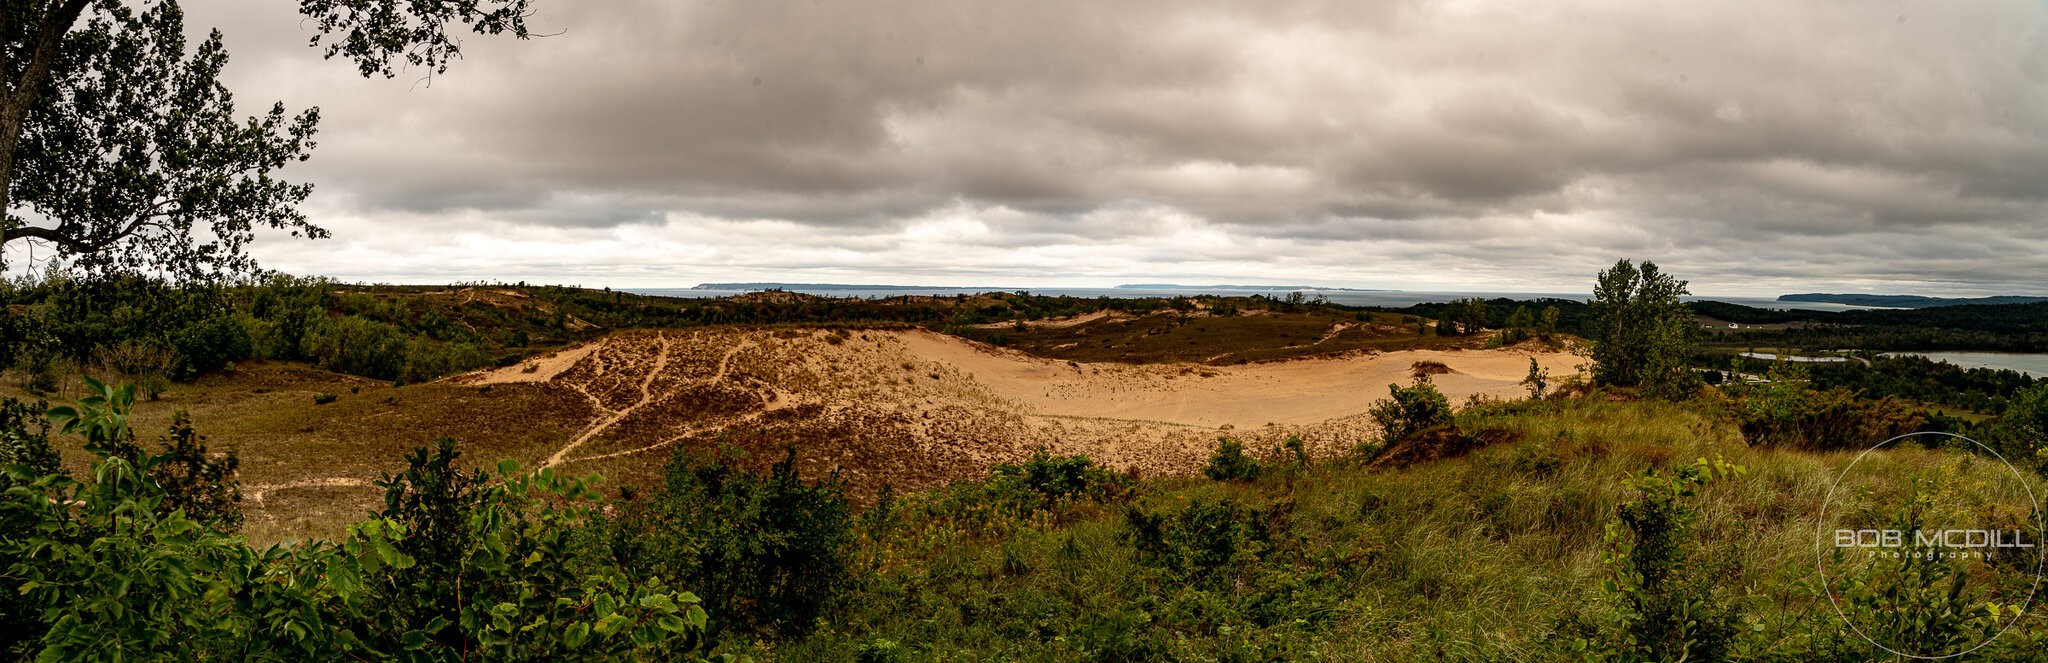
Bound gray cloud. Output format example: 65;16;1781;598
162;0;2048;294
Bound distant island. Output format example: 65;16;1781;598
693;282;1389;292
691;282;1007;292
1113;283;1390;292
1778;293;2048;308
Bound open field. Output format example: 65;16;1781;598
7;326;1582;544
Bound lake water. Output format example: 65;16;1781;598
623;285;1877;312
1738;352;1853;363
1887;352;2048;377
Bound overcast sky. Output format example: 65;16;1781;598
148;0;2048;295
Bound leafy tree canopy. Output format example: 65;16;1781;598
0;0;533;279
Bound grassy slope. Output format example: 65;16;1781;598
756;397;2046;661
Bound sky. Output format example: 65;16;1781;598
135;0;2048;296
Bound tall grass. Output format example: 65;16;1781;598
748;397;2045;661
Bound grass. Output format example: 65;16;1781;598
741;396;2047;661
0;361;593;544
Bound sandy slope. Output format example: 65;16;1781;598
896;330;1579;428
447;328;1585;487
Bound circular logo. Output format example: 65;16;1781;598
1815;432;2045;659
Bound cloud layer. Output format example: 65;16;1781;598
161;0;2048;294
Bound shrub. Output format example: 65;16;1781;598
1122;498;1270;585
1992;382;2048;475
986;450;1129;511
1596;456;1745;661
0;397;58;658
1731;360;1927;451
1522;357;1549;399
1368;377;1453;446
612;446;855;641
15;343;60;395
171;315;254;379
304;315;408;379
4;383;722;660
0;397;58;477
96;339;180;400
313;392;338;405
1203;436;1262;482
151;411;242;531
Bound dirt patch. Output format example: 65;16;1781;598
1369;427;1521;469
1411;360;1453;377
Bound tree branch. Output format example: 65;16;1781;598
4;224;86;252
4;0;90;125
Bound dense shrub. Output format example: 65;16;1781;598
0;397;59;659
1122;498;1270;586
1;384;723;661
1992;382;2048;475
985;450;1130;511
171;315;254;379
1368;376;1453;446
1202;436;1262;482
1730;361;1928;451
608;446;855;641
1595;457;1745;661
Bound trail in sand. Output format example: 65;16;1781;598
260;327;1586;511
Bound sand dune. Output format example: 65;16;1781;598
896;330;1579;428
448;328;1585;487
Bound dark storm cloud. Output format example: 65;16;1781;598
176;0;2048;292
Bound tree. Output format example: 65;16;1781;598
1451;297;1489;335
0;0;534;278
1588;259;1701;398
1506;304;1534;331
1538;304;1560;336
1993;382;2048;475
1522;356;1548;399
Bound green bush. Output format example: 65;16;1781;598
1122;498;1270;586
1992;382;2048;475
171;315;254;379
15;342;61;395
1202;436;1262;482
986;450;1130;511
1368;377;1453;445
609;446;855;641
1595;456;1744;661
1730;360;1927;451
1;384;724;661
304;315;409;379
0;397;59;659
150;411;243;531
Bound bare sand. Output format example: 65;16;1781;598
895;330;1580;429
436;328;1585;485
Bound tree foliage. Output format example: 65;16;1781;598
0;382;724;661
605;445;856;642
1589;259;1701;398
1;0;533;279
1368;376;1452;446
